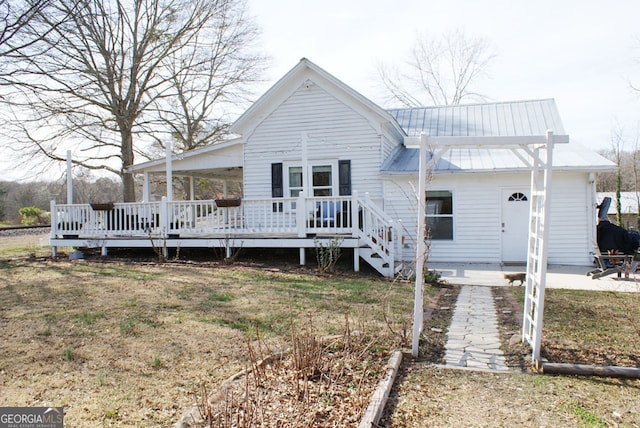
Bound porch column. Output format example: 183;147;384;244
66;150;73;204
165;141;173;201
189;176;196;200
143;172;151;203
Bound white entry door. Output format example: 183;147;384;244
501;189;530;263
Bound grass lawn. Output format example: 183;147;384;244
381;287;640;427
0;256;420;426
1;235;639;426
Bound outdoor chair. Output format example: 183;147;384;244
587;245;634;279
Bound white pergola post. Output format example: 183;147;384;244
412;133;428;358
407;132;562;362
522;131;555;365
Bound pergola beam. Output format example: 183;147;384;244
404;134;569;147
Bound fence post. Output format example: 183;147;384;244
50;200;57;257
296;195;307;237
351;190;359;238
388;219;396;278
160;197;169;239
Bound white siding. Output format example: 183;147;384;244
383;171;595;265
243;82;385;198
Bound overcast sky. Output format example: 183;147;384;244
3;0;639;182
250;0;640;152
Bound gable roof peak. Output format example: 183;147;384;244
230;58;403;137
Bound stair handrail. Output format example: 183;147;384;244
357;193;399;276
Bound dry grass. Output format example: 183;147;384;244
511;287;640;367
3;234;640;426
380;286;640;427
381;364;640;427
0;256;417;426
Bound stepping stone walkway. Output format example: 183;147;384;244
443;285;510;371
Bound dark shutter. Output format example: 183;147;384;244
271;163;283;197
338;160;351;196
271;163;283;212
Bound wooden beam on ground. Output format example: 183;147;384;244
542;363;640;379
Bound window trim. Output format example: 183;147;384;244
283;160;339;199
426;189;454;241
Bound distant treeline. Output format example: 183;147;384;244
0;175;241;224
0;177;122;223
597;149;640;193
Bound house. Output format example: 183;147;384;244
596;192;640;229
49;58;616;275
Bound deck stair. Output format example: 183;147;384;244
356;196;402;278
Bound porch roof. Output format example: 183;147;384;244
126;138;243;180
381;143;616;173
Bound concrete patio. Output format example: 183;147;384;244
429;263;640;293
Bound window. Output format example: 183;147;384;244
508;192;528;202
289;167;303;198
281;162;343;207
426;190;453;240
312;165;332;196
287;166;303;210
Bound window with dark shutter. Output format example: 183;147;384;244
271;163;283;212
338;160;351;196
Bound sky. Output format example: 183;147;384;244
2;0;639;182
249;0;640;152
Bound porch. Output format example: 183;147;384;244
49;193;404;277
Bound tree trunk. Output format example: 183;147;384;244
121;128;136;202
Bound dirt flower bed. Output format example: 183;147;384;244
419;284;459;364
186;328;389;427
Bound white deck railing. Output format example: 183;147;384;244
51;195;363;238
50;193;402;276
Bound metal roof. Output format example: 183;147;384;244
381;144;616;173
382;99;615;173
387;99;565;137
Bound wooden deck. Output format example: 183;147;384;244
49;194;403;277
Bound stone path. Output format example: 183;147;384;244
444;285;510;371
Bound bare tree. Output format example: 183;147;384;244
610;126;625;225
0;0;56;97
4;0;264;201
0;0;49;58
153;1;263;153
377;29;496;107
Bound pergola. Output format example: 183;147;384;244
410;130;567;364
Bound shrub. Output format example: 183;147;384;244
314;236;343;273
18;206;49;226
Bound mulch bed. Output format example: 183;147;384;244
419;284;459;364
